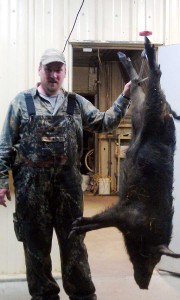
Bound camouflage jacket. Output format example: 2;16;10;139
0;87;130;188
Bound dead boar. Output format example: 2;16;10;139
70;37;180;289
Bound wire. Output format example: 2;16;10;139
63;0;85;53
97;48;103;72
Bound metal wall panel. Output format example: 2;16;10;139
164;0;180;44
1;0;179;129
1;0;180;276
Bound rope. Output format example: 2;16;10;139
63;0;85;53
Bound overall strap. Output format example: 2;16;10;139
24;93;36;116
67;93;76;115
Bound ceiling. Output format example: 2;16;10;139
73;47;142;67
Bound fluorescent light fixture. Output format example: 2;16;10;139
83;48;92;52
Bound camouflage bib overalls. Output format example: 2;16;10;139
12;93;96;300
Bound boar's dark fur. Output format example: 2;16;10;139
71;37;180;290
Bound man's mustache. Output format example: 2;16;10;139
48;79;58;83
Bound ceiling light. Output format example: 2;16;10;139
83;48;92;52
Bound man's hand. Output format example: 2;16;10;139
122;81;131;99
0;189;11;207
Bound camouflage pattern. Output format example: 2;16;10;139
15;115;80;167
0;87;130;299
13;165;95;299
0;87;130;188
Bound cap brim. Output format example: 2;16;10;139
41;57;65;65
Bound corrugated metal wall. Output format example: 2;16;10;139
1;0;180;128
1;0;180;276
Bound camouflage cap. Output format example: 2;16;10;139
40;48;66;65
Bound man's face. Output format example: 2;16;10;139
38;62;66;96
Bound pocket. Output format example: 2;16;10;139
13;213;25;242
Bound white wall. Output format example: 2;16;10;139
158;44;180;273
1;0;179;130
1;0;180;276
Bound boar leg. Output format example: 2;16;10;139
117;52;138;81
118;51;145;136
70;206;118;236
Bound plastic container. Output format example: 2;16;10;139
98;177;110;195
82;175;89;192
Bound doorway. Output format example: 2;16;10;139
71;42;147;193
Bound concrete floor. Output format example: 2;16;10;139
0;195;180;300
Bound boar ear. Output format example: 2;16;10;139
158;245;180;258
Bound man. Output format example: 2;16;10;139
0;48;131;300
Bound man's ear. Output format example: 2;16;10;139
38;64;42;74
64;65;67;77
